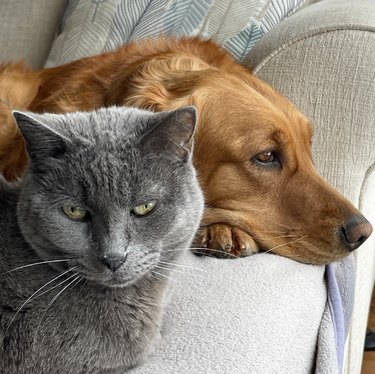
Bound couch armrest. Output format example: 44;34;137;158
244;1;375;373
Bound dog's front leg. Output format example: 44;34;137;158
193;223;259;258
192;208;259;258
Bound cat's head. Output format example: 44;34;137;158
13;106;203;287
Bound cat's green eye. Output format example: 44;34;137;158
132;201;156;216
62;205;88;221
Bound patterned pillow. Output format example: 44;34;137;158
46;0;308;67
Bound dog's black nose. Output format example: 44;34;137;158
340;215;373;251
99;253;127;272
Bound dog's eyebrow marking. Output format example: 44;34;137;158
227;129;283;163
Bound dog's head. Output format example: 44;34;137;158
110;59;372;265
193;72;372;263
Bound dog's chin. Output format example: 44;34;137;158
262;242;349;265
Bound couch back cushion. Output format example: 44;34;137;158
46;0;308;67
0;0;66;68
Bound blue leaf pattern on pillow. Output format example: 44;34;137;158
47;0;308;66
224;23;263;61
92;0;109;22
105;0;212;52
105;0;170;52
162;0;212;37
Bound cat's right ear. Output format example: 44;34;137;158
141;106;197;162
13;111;70;170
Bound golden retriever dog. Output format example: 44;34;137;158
0;37;372;264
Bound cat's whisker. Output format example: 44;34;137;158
154;265;187;275
70;276;84;292
5;267;77;335
155;265;205;282
2;259;74;275
36;275;81;334
33;272;80;299
160;248;189;253
162;246;240;259
151;270;177;283
158;260;206;273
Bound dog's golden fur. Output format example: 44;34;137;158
0;62;41;180
0;37;371;264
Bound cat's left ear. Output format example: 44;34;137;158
12;111;70;170
142;106;197;161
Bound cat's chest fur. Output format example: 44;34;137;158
1;254;166;374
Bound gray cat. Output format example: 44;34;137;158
0;106;203;374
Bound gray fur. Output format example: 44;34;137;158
0;106;203;373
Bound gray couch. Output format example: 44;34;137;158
1;0;374;373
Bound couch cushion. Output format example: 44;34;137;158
46;0;308;67
0;0;66;68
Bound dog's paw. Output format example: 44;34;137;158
192;223;259;258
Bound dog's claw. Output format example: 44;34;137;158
193;224;259;259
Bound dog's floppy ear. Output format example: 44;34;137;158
141;106;197;161
114;64;205;112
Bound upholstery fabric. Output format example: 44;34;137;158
0;0;66;68
244;1;375;372
130;251;328;374
45;0;307;67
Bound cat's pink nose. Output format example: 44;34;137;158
99;253;128;272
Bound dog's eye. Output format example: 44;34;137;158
254;151;276;164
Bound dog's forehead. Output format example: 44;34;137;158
244;87;313;147
194;75;314;160
235;73;314;139
281;110;313;148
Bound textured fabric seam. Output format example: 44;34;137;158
253;25;375;74
347;163;375;370
358;162;375;211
